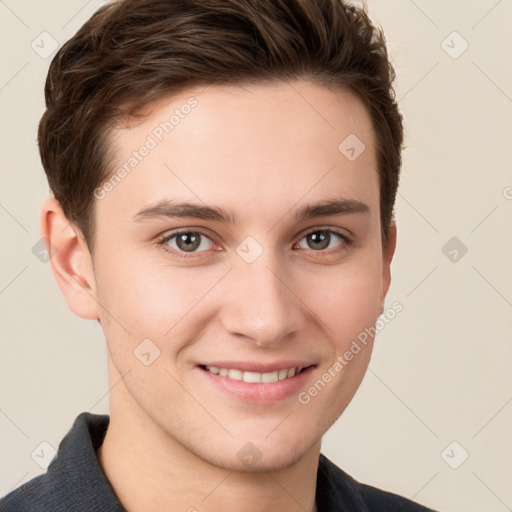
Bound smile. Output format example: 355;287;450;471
203;365;305;383
198;361;316;403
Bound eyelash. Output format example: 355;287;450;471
156;227;353;259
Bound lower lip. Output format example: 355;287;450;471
198;366;316;404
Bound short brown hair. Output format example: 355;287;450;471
38;0;403;252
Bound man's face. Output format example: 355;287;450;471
90;80;394;471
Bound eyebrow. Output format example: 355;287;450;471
131;198;370;224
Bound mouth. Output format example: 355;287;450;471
197;362;317;404
199;364;312;383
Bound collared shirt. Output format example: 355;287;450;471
0;412;439;511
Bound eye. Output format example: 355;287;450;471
158;230;215;257
295;228;351;252
156;227;352;259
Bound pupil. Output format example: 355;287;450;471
309;231;329;250
177;233;200;252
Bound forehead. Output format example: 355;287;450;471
98;80;378;224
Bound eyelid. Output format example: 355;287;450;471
295;226;353;252
156;227;218;257
158;227;215;242
298;225;352;241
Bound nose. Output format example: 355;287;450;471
219;252;306;347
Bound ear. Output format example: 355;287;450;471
380;221;397;307
40;197;100;320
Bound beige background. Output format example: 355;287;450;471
1;1;511;511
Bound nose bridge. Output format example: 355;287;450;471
220;247;304;345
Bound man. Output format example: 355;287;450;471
0;0;440;510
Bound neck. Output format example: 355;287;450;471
97;381;320;512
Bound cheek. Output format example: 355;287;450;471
298;255;383;344
95;252;223;342
95;240;383;356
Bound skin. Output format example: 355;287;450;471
42;79;396;512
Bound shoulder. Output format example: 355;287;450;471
317;453;440;512
357;482;438;512
0;474;51;511
0;411;115;512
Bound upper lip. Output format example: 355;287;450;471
199;361;316;373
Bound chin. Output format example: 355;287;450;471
195;434;315;474
210;450;307;474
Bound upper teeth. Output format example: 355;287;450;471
205;366;298;383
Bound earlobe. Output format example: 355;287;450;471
40;197;100;320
